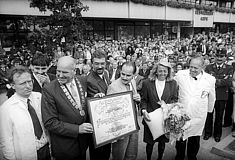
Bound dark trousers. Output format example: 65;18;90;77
175;136;200;160
89;139;111;160
55;155;86;160
146;142;165;160
37;143;51;160
224;90;233;126
204;100;226;138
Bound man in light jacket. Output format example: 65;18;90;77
174;55;216;160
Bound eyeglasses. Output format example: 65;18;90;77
14;79;34;86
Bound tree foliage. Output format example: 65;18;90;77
26;0;89;55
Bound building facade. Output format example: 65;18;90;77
0;0;235;47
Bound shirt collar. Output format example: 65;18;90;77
194;72;203;80
14;93;31;108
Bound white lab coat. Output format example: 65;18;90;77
0;92;48;160
175;70;216;140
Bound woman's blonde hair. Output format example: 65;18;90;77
149;61;173;82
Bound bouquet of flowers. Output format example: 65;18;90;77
161;101;190;144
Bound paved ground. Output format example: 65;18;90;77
0;91;233;160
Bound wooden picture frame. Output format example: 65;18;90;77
87;91;138;148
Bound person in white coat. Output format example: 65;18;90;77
174;55;216;160
0;66;50;160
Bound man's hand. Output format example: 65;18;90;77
94;93;105;98
36;74;50;85
142;109;151;122
79;123;93;134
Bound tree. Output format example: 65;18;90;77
26;0;89;56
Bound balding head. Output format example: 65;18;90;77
57;56;76;70
56;56;76;84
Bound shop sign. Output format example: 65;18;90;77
193;9;213;27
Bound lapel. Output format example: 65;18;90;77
91;71;107;92
150;80;160;101
109;69;113;79
56;80;83;116
32;74;42;91
161;81;168;100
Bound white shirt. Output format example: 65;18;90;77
155;79;165;100
110;68;117;82
0;92;48;160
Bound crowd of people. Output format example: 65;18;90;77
0;31;235;160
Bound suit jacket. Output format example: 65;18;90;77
108;67;121;81
175;70;216;140
205;63;233;100
140;78;178;144
86;70;111;97
139;69;150;79
32;73;56;93
0;92;48;160
41;76;89;159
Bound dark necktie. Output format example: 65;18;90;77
126;83;130;91
102;76;107;86
27;99;43;139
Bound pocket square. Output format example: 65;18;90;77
201;91;209;98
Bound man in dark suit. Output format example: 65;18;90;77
86;49;111;160
41;56;93;160
204;48;233;142
139;62;150;79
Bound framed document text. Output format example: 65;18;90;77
87;91;138;148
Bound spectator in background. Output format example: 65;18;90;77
139;62;150;79
81;64;91;76
108;60;121;83
125;45;135;58
76;57;85;76
30;51;56;93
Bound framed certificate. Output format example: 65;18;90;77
87;91;139;148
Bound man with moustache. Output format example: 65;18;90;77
0;66;50;160
41;56;93;160
107;62;140;160
86;49;111;160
